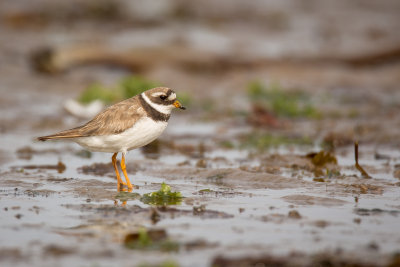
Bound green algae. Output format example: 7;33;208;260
124;228;180;252
307;151;338;167
247;81;320;118
78;76;160;104
120;76;160;99
140;183;183;206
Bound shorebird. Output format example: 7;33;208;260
38;87;185;191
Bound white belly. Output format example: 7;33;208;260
74;117;168;153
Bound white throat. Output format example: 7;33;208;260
141;93;173;115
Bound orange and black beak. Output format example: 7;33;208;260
173;100;186;110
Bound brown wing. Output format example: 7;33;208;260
38;96;145;141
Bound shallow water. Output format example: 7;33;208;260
1;123;400;267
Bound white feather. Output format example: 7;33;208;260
168;93;176;101
151;92;165;97
74;117;168;154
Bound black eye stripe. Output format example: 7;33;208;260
160;95;167;100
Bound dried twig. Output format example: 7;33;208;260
355;141;371;178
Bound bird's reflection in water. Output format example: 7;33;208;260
114;187;140;207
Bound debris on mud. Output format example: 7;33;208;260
140;183;183;206
211;252;390;267
212;254;287;267
124;227;218;254
191;205;234;219
355;141;372;178
288;210;302;219
195;188;243;198
349;184;383;195
312;220;330;228
136;260;180;267
153;206;234;220
306;150;340;178
43;245;76;258
394;167;400;179
24;189;57;197
124;228;179;252
195;159;207;168
184;239;218;251
306;151;337;167
14;161;66;173
354;208;400;217
16;146;44;160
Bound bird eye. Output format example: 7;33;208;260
160;95;167;100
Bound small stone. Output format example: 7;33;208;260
314;220;329;228
288;210;302;219
193;205;206;215
196;159;207;168
393;169;400;179
150;208;160;224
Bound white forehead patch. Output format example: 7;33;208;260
167;93;176;101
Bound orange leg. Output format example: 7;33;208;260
120;153;133;190
114;199;127;207
112;153;126;191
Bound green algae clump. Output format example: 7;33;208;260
140;183;183;206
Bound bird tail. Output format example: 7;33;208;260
37;128;85;141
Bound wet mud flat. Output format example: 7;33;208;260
1;0;400;266
2;126;400;267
